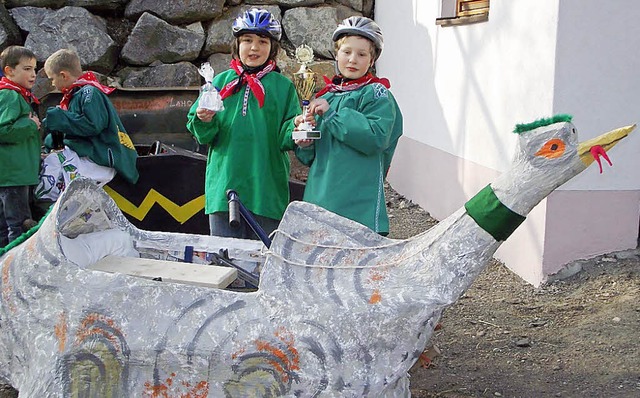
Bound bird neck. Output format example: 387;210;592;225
489;161;563;216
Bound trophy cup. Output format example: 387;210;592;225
292;44;321;140
197;62;224;112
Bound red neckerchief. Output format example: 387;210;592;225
219;59;276;108
315;73;391;98
0;77;40;105
59;72;115;110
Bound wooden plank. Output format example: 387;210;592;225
89;255;237;289
458;0;489;17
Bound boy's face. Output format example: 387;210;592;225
336;35;374;80
45;68;75;91
238;33;271;68
3;57;37;89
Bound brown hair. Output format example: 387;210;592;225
44;49;82;76
0;46;36;71
230;34;280;65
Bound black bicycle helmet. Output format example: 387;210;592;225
232;8;282;41
332;16;384;58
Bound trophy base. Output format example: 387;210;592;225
292;130;321;140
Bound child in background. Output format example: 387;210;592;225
0;46;41;246
294;16;403;235
187;8;300;240
36;49;138;202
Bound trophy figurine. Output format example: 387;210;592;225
292;44;321;140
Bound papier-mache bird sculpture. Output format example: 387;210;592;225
0;115;634;397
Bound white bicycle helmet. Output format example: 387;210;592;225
232;8;282;41
332;16;384;58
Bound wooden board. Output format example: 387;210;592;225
90;255;237;289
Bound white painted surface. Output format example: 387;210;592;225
553;0;640;191
376;0;639;285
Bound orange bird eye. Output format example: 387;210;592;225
535;138;566;159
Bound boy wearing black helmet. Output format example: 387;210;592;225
294;16;403;235
187;8;301;239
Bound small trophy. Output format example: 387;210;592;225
197;62;224;112
292;44;321;140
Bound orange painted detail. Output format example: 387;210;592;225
231;347;246;360
367;268;388;305
75;313;125;353
2;253;16;314
369;289;382;304
55;312;68;352
535;138;566;159
143;380;168;398
111;97;172;112
26;234;37;252
143;375;209;398
368;265;390;284
253;326;301;383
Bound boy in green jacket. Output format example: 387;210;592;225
187;8;300;239
294;17;403;235
0;46;41;246
36;49;138;202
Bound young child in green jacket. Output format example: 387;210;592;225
187;8;300;240
0;46;41;247
294;17;403;235
36;49;138;202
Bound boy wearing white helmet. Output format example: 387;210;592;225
294;16;403;235
187;8;301;239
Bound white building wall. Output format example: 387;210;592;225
554;0;640;191
375;0;640;285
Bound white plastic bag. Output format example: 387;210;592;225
198;62;224;112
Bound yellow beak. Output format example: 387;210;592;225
578;124;636;166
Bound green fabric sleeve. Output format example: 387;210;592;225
45;88;109;137
0;91;38;144
321;84;398;156
294;144;315;166
464;185;526;242
277;84;300;152
186;95;221;145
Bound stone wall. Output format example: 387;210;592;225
0;0;374;98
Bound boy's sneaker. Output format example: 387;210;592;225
22;219;37;231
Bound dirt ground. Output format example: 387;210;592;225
386;187;640;398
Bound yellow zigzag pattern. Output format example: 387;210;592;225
103;186;205;224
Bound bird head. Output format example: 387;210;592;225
496;115;635;215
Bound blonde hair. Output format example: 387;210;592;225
44;49;82;75
334;35;379;61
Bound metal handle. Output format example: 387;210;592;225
225;189;271;248
227;190;240;228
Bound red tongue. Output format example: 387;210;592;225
590;145;612;174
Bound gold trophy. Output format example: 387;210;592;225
292;44;321;140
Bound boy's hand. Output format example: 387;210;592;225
294;139;314;148
29;114;41;129
294;113;316;128
309;99;330;116
196;107;216;123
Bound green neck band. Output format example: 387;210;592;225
464;185;526;242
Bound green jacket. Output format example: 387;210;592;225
0;89;41;187
295;83;403;234
187;69;300;220
44;85;139;184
